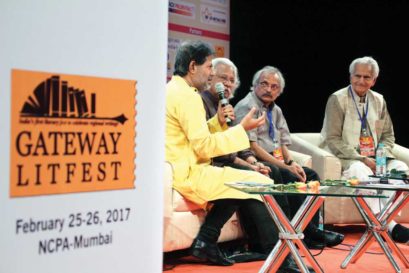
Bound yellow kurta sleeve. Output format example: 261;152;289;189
207;114;228;134
181;92;249;159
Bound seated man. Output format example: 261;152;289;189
234;65;344;248
320;56;409;243
166;40;312;272
200;57;291;251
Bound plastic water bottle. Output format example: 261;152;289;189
318;207;324;231
376;142;387;176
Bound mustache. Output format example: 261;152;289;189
262;93;273;98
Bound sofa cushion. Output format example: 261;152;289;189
172;189;202;212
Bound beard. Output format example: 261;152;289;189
196;79;211;92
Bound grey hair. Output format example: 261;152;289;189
349;56;380;79
212;57;241;91
251;66;285;94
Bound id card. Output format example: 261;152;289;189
273;146;284;162
359;135;375;156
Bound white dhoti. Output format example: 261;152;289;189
342;159;409;214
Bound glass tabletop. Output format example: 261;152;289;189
321;178;409;192
370;169;409;181
225;182;387;198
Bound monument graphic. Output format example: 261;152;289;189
20;75;127;124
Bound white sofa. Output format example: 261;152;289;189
163;151;312;253
290;133;409;224
163;161;243;253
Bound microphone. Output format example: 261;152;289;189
215;82;232;126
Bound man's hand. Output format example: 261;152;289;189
217;103;235;125
257;162;271;176
287;162;307;182
363;157;376;172
240;107;265;131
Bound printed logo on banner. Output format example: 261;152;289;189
200;5;228;27
214;45;225;57
169;0;196;19
10;69;137;197
202;0;228;7
168;37;182;51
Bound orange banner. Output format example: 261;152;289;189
10;69;137;197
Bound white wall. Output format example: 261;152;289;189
0;1;167;272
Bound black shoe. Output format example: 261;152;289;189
227;251;267;263
304;238;325;249
190;239;235;266
309;228;344;247
278;256;315;273
391;224;409;244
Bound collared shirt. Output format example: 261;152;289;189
234;91;292;153
200;90;253;166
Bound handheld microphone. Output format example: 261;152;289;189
215;82;232;126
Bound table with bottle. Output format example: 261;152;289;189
339;171;409;273
337;141;409;272
225;181;388;273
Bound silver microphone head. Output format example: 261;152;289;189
215;82;225;96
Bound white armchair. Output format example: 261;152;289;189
163;161;244;253
290;133;409;224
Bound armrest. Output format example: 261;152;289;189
163;161;174;219
392;144;409;167
290;134;342;180
289;150;312;168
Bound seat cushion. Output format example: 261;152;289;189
172;189;202;212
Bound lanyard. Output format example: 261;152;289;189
267;110;275;140
349;86;369;129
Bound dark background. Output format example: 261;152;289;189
230;0;409;147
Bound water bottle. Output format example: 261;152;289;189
375;142;387;176
318;206;324;231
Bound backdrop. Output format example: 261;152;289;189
230;0;409;148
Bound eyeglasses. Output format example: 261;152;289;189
352;74;374;82
215;74;236;85
258;81;280;90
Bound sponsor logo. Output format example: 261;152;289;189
168;37;181;52
214;45;225;57
169;0;195;19
10;69;136;197
200;5;228;26
202;0;228;7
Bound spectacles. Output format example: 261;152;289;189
353;74;374;82
215;74;236;85
258;81;280;90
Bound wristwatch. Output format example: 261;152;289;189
285;159;294;166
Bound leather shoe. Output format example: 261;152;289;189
391;224;409;244
190;238;235;266
304;238;325;249
308;228;344;247
278;256;315;273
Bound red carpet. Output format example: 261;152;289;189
164;225;409;273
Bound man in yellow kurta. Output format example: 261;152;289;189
166;41;311;273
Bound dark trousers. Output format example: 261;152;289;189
225;162;291;217
197;198;278;254
210;162;289;254
279;166;321;231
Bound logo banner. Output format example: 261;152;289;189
10;69;137;197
